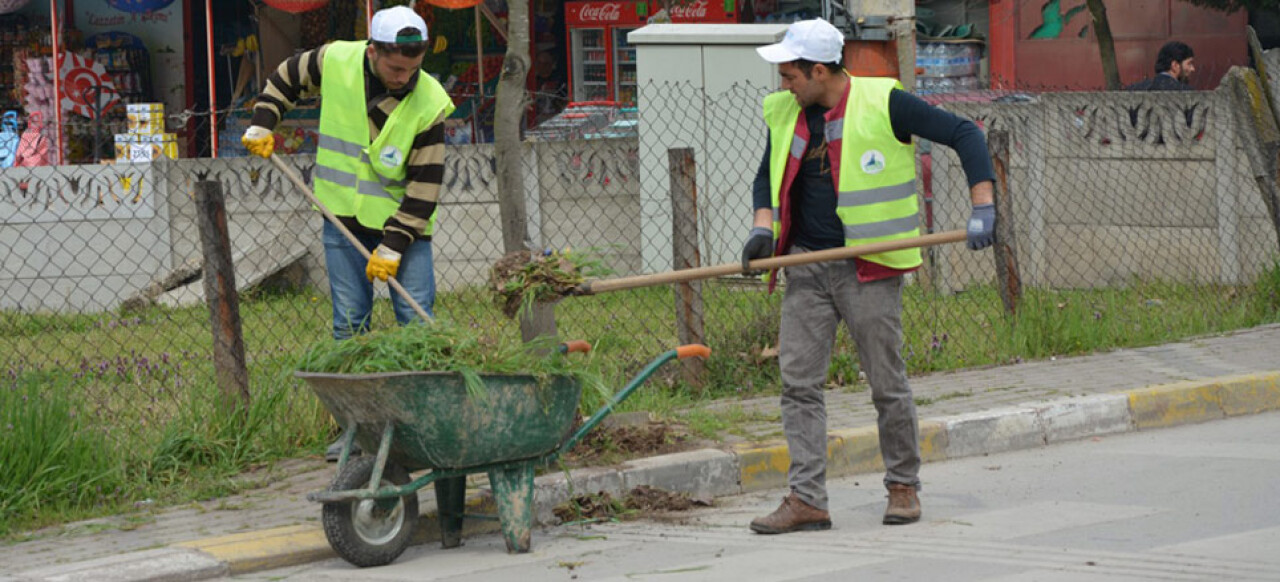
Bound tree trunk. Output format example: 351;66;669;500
1086;0;1121;90
493;0;556;341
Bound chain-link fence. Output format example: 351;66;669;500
4;69;1280;459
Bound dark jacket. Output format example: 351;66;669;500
1124;73;1193;92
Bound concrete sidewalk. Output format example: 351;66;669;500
4;325;1279;582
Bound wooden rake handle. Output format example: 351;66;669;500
575;230;966;296
269;155;433;323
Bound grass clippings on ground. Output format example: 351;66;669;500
553;485;711;525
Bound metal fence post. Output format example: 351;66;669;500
669;148;705;387
988;129;1021;315
195;180;250;411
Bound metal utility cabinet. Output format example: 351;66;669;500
629;23;787;272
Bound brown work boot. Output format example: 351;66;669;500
883;483;921;525
750;492;832;534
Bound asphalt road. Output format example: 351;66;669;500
230;411;1280;581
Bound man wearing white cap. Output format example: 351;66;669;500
743;18;997;534
242;7;454;461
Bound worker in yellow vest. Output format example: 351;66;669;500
743;18;997;534
242;6;454;461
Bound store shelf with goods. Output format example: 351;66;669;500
87;32;153;106
0;13;35;113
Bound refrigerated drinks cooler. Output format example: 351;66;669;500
565;0;742;104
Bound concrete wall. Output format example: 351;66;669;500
0;139;642;313
0;163;170;312
3;86;1277;313
929;88;1277;292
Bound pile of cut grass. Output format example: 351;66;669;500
491;248;612;319
296;320;607;400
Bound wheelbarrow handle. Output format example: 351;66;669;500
676;344;711;360
555;344;712;459
559;340;592;354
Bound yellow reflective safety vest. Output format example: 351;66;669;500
763;75;921;270
314;41;455;234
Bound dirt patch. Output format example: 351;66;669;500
625;484;701;512
560;421;693;467
552;485;711;524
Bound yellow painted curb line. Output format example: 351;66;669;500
918;420;950;463
1127;372;1280;430
176;525;331;575
1215;372;1280;416
734;441;790;493
175;491;499;574
828;425;885;476
735;418;953;494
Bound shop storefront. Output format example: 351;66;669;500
0;0;854;166
0;0;186;166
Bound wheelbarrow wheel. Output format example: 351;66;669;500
322;456;419;567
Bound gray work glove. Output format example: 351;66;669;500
966;204;996;250
741;226;774;273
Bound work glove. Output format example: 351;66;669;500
365;245;402;282
241;125;275;159
741;226;774;273
966;203;996;250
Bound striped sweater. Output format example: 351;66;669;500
251;43;446;253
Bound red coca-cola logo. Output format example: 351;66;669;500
669;0;709;20
578;2;623;22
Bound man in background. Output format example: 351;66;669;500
1125;41;1195;91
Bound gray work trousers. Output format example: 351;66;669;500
778;252;920;511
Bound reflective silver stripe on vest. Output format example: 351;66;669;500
838;180;915;208
319;136;408;191
319;134;364;158
844;214;919;240
357;152;410;188
357;181;398;200
772;207;780;223
315;165;357;188
789;136;807;159
317;165;398;201
824;119;843;144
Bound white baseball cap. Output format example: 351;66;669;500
370;6;429;44
756;18;844;64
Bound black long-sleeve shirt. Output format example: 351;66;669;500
752;88;994;252
1123;73;1193;91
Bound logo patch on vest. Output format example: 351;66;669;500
860;150;886;174
379;146;404;169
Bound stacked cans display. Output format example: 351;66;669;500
114;102;176;162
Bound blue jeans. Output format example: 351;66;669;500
322;220;435;340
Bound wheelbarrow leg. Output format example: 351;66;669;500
487;461;535;553
434;475;467;549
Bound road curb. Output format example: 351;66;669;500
731;370;1280;494
52;370;1280;581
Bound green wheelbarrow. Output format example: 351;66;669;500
295;342;711;567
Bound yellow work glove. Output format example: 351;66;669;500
241;125;275;159
366;245;402;282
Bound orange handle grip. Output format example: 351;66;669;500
562;340;592;354
675;344;711;360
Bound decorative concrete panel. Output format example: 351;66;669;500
1044;92;1218;160
0;163;157;224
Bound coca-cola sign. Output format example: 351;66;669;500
577;2;624;22
669;0;710;21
